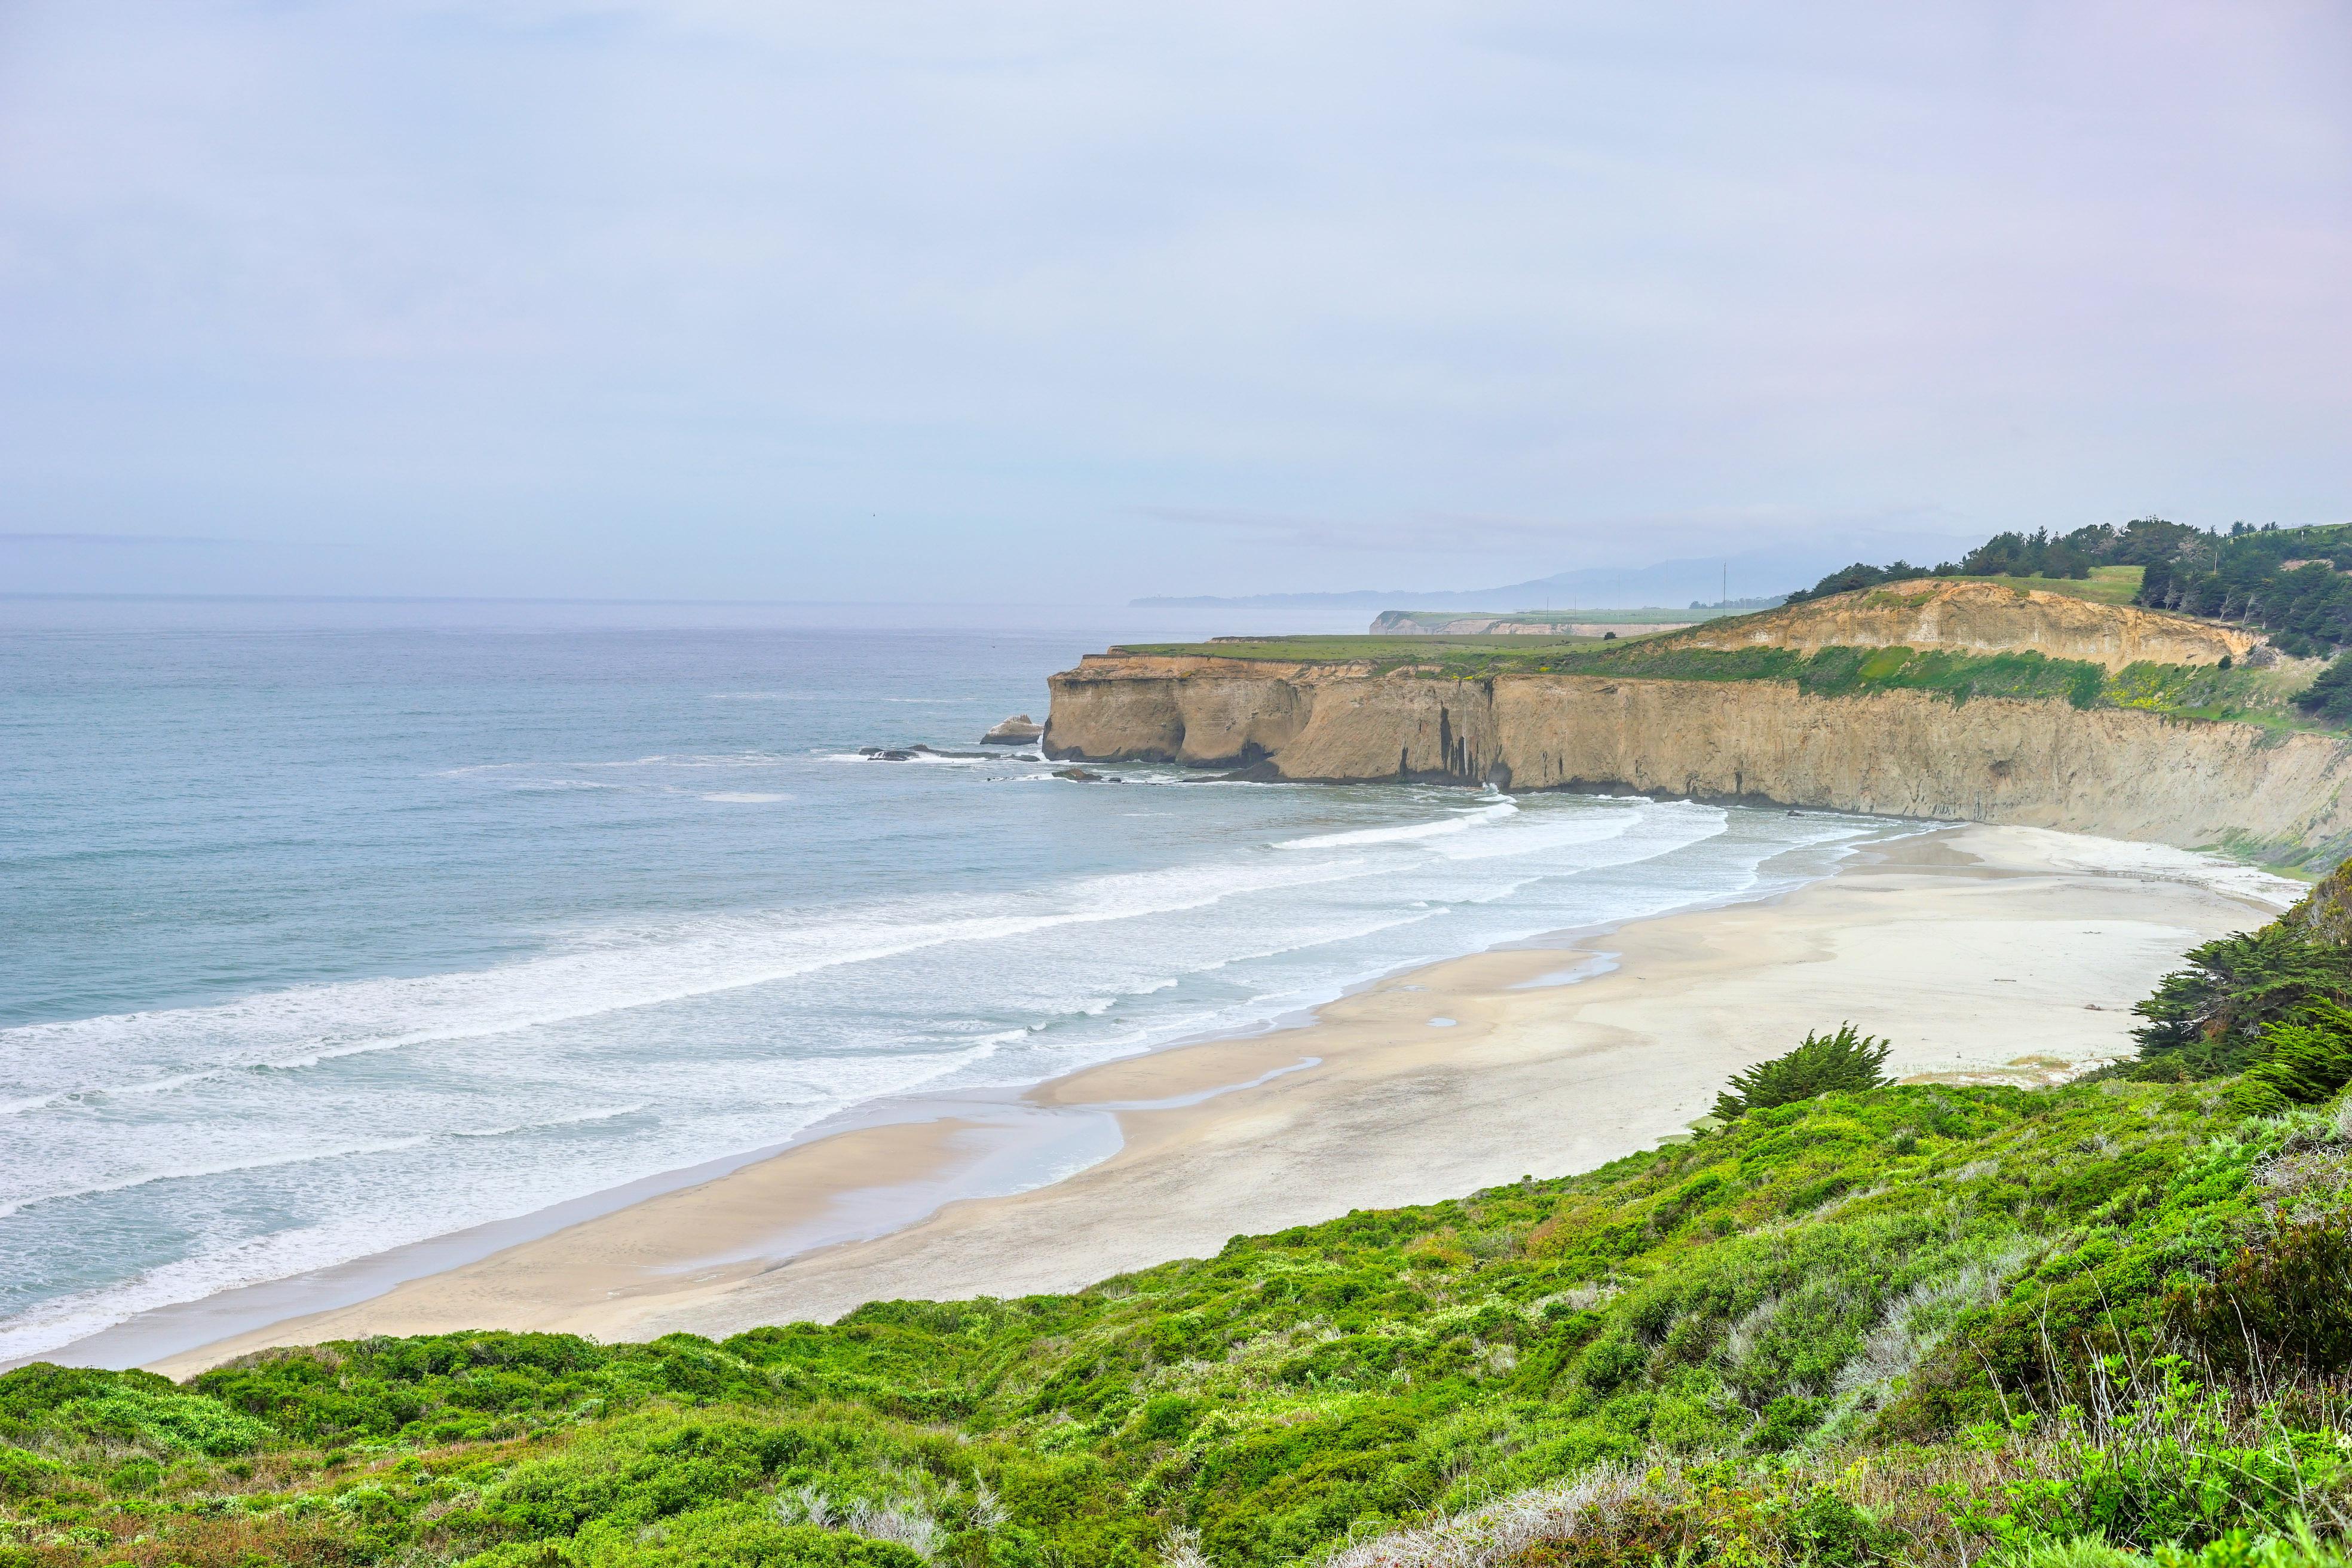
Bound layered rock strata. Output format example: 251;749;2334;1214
1043;653;2352;860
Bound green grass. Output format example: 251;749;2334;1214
2104;660;2323;731
1562;643;2114;708
1114;633;1620;666
1941;566;2147;605
1377;608;1743;628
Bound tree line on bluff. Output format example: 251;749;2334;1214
1788;516;2352;725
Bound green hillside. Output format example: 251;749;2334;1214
13;873;2352;1566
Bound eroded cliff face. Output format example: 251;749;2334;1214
1658;579;2258;671
1045;654;2352;862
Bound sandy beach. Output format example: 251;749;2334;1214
129;821;2284;1379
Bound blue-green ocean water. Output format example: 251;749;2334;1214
0;601;1884;1362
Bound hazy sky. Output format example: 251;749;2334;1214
2;2;2348;602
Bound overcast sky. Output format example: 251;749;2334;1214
2;1;2348;602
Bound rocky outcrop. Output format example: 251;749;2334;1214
982;714;1044;745
2283;859;2352;945
1043;653;2352;864
1659;579;2259;671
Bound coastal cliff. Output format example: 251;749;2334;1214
1045;651;2352;862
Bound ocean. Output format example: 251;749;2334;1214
0;600;1887;1364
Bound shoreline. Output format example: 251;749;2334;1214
35;813;1879;1374
46;822;2289;1379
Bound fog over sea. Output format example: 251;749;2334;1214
0;599;1888;1364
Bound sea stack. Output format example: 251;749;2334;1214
981;713;1044;745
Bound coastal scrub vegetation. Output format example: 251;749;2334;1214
14;871;2352;1564
2107;877;2352;1117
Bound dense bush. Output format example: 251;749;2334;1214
2172;1218;2352;1374
2298;653;2352;726
1712;1024;1892;1118
2129;927;2352;1074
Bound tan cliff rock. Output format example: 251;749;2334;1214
1043;654;2352;863
1655;578;2259;672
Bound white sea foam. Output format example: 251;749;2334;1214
0;773;1882;1365
1275;798;1519;849
1971;826;2303;909
445;1104;648;1140
582;752;797;768
0;1136;439;1220
822;750;1040;770
0;834;1537;1108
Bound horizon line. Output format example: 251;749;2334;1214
0;591;1141;610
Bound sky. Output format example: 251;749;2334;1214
1;1;2348;604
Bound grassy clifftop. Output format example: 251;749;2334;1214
1943;565;2146;605
1105;636;2329;737
1110;576;2337;739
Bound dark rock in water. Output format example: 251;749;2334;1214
867;749;918;761
1053;767;1114;782
982;713;1045;745
909;744;994;759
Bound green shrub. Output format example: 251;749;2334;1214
1712;1025;1892;1119
2131;928;2352;1074
2298;652;2352;727
2171;1220;2352;1372
2228;1005;2352;1113
565;1502;930;1568
0;1367;273;1457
